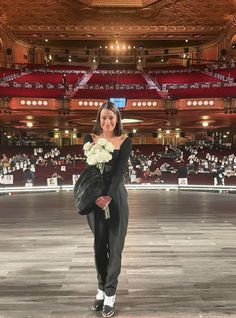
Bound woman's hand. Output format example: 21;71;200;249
95;195;112;209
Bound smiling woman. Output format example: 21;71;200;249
79;101;132;318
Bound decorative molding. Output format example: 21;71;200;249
77;0;159;8
9;25;222;42
0;14;7;27
1;0;235;44
137;0;179;18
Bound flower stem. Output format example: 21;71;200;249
104;206;110;219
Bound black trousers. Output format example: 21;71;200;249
91;199;128;296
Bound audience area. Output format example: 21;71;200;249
1;143;236;187
0;65;236;99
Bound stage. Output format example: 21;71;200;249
0;189;236;318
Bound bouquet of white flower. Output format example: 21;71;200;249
83;138;114;219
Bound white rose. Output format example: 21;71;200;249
96;151;104;163
105;142;114;153
98;150;108;163
97;138;107;146
83;142;92;151
93;143;102;152
104;152;112;162
87;154;97;166
85;148;95;157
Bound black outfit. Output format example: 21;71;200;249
23;168;35;184
178;165;188;178
84;134;132;296
216;167;225;185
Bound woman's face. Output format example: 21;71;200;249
100;108;117;133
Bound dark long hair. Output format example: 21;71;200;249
93;101;123;136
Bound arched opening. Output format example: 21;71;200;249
230;34;236;64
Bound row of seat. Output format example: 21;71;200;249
1;66;236;99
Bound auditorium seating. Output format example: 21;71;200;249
87;72;148;86
151;72;220;85
1;65;236;99
10;72;81;85
75;88;161;99
0;68;21;79
2;144;236;186
0;87;65;98
213;67;236;80
22;64;90;71
169;85;236;98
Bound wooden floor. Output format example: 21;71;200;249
0;190;236;318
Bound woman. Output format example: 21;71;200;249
84;101;132;318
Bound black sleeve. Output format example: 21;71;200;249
83;133;93;145
107;137;132;199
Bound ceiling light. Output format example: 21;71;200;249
27;122;33;128
122;118;143;124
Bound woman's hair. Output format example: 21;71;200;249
93;101;123;136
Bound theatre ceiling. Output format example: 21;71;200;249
1;1;236;133
0;0;236;47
